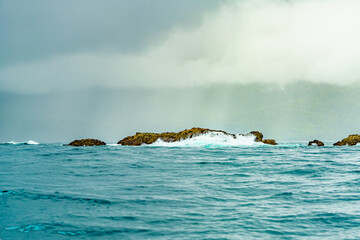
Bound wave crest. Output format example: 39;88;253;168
4;140;39;145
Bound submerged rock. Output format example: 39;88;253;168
69;139;106;146
333;135;360;146
118;127;277;146
308;140;324;146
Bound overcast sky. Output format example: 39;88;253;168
1;0;360;142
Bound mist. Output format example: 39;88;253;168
1;0;360;142
1;83;359;143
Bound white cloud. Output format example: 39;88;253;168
2;0;360;93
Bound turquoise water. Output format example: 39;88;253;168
1;143;360;239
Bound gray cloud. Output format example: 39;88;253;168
1;0;360;94
0;0;222;67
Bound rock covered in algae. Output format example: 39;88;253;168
249;131;264;142
308;140;324;146
263;139;277;145
333;135;360;146
118;127;277;146
118;128;217;146
69;139;106;146
117;132;177;146
247;131;277;145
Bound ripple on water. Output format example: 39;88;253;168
1;189;112;205
5;224;46;233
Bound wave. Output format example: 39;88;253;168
107;143;120;146
3;140;39;145
150;132;262;148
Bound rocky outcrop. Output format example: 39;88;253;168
118;128;225;146
333;135;360;146
118;127;277;146
308;140;324;146
69;139;106;146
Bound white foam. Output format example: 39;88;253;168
107;143;119;146
150;132;262;148
6;140;39;145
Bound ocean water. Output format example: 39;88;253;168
1;139;360;239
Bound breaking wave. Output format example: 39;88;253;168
3;140;40;145
150;132;262;148
107;143;120;146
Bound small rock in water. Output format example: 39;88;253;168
69;139;106;146
263;139;277;145
308;140;324;146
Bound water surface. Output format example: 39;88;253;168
1;143;360;239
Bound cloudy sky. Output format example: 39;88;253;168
1;0;360;142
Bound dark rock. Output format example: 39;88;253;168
249;131;263;142
334;134;360;146
118;127;277;146
118;132;176;146
263;139;277;145
69;139;106;146
308;139;324;146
